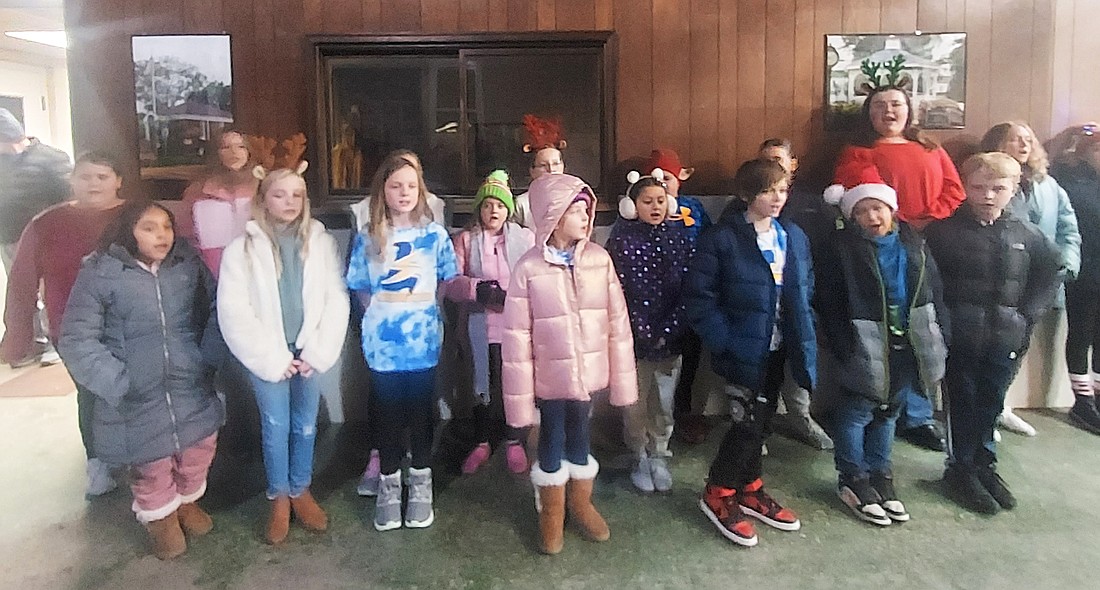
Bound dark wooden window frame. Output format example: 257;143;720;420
309;31;617;207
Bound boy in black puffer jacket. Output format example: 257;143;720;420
925;152;1062;515
815;175;947;526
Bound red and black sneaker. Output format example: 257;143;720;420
738;478;801;531
699;484;758;547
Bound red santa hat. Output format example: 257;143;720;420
824;153;898;219
643;148;694;181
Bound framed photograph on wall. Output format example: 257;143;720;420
132;34;233;179
825;33;966;130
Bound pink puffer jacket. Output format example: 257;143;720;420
502;174;638;428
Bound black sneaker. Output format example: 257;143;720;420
900;423;947;452
975;466;1017;510
1069;398;1100;435
944;466;999;515
837;475;891;526
870;472;910;522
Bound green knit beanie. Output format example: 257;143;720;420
473;169;515;215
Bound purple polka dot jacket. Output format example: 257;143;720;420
606;218;695;361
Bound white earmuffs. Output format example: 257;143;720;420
619;168;679;220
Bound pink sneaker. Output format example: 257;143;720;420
462;442;492;474
357;449;381;496
505;441;528;474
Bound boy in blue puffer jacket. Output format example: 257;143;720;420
685;158;816;547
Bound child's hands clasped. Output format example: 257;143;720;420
282;358;316;380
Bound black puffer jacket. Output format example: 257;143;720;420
814;223;947;405
924;207;1062;359
59;241;223;465
0;140;71;243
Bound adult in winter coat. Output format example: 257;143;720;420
502;173;638;555
1051;126;1100;433
59;201;223;559
925;153;1061;515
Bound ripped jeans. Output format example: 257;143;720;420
248;365;324;499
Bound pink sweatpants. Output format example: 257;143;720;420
129;433;218;523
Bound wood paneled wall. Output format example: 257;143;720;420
65;0;1098;196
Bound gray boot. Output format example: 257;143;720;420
404;467;435;528
649;457;673;492
374;471;402;531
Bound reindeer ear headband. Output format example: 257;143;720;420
249;132;309;179
858;55;914;95
618;168;679;220
521;114;567;153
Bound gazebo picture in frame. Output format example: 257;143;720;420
825;32;966;130
132;34;234;180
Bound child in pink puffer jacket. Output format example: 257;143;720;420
502;173;638;555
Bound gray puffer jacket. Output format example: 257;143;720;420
59;240;223;465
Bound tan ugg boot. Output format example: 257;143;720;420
566;458;610;542
265;496;291;545
177;502;213;536
531;462;569;555
290;490;328;532
146;511;187;560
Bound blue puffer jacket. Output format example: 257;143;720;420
59;241;224;466
684;201;817;392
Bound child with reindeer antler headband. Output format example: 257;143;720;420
513;114;567;229
216;157;350;546
833;60;964;453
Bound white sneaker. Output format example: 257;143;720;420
630;456;654;493
999;409;1037;437
761;443;768;457
85;458;117;498
993;429;1002;443
39;350;62;366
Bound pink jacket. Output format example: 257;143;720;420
448;223;535;344
502;174;638;428
178;173;258;277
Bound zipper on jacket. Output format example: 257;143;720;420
153;274;182;452
869;249;892;403
567;264;586;394
906;248;930;394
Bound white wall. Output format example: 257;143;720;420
0;58;71;157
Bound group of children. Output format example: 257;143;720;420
10;109;1077;560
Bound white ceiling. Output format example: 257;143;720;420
0;1;65;63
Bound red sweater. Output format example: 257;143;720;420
836;142;965;230
1;202;123;363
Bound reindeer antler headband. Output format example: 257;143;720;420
859;54;913;94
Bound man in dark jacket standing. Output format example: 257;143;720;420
926;152;1061;515
0;107;72;366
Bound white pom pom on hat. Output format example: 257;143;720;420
828;183;898;219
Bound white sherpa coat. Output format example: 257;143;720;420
218;219;350;382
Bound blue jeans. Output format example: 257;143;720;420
247;368;324;498
537;399;591;473
833;396;900;479
896;381;934;430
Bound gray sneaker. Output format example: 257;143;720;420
373;471;403;531
781;414;834;450
630;456;654;493
404;467;435;528
649;457;673;492
85;458;118;498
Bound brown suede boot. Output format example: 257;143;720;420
265;496;291;545
536;484;566;555
566;460;610;542
177;502;213;536
290;490;328;532
146;511;186;560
